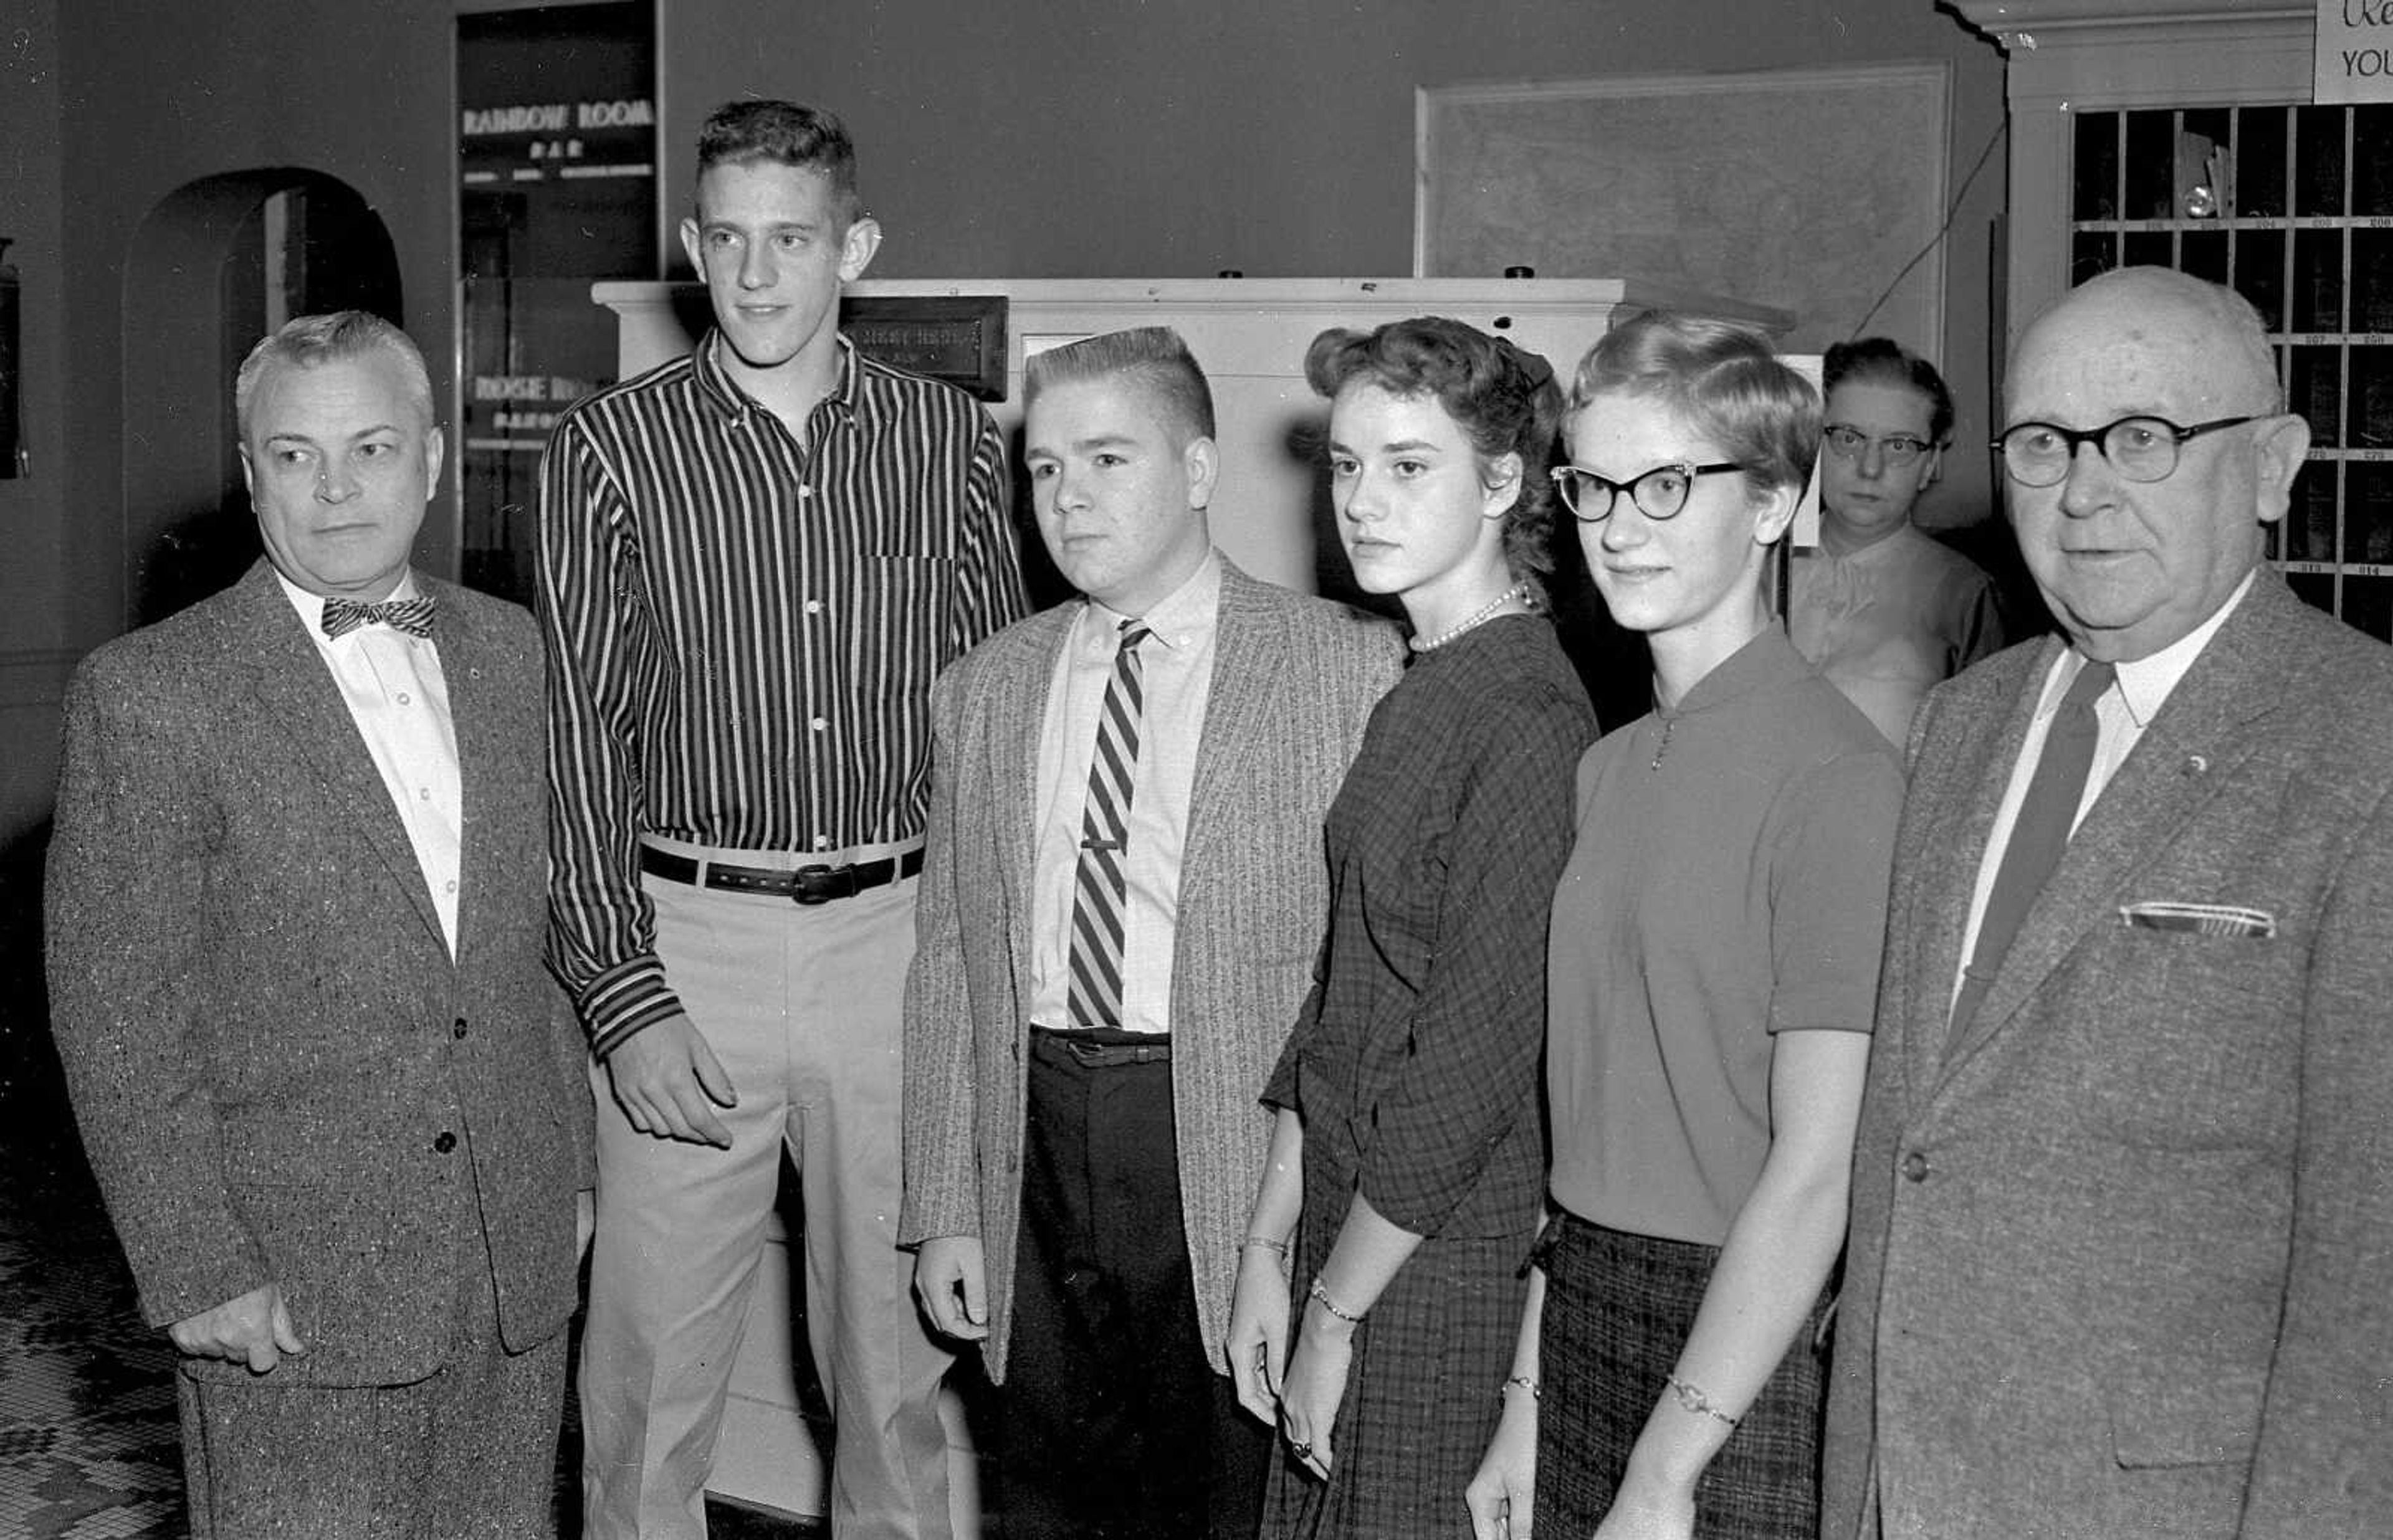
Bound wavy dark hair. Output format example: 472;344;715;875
1306;316;1566;602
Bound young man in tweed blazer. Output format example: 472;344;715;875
45;312;593;1539
900;328;1400;1539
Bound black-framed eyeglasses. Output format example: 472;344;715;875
1550;461;1746;523
1822;424;1937;467
1992;414;2255;488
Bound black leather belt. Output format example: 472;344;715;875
1031;1024;1172;1067
640;845;923;905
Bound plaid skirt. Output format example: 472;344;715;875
1260;1228;1535;1540
1531;1211;1830;1539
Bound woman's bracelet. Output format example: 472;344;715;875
1307;1276;1365;1324
1240;1234;1290;1256
1665;1374;1740;1428
1501;1373;1540;1400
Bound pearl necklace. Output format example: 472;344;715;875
1411;582;1530;653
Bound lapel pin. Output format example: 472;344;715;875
2183;754;2207;775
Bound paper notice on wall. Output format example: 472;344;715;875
2318;0;2393;105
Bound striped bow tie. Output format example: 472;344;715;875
320;595;436;639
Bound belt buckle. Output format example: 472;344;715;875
788;863;856;905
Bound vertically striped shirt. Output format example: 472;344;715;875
537;332;1026;1053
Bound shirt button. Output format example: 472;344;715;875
810;716;828;732
813;836;832;850
797;485;813;499
433;1131;457;1154
1901;1151;1931;1183
419;787;431;800
805;599;823;615
444;880;457;894
396;692;411;705
452;1019;469;1040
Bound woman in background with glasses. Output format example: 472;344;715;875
1230;316;1595;1539
1788;337;2007;747
1468;313;1902;1540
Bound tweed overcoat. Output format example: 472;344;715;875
1823;573;2393;1538
899;558;1400;1381
45;559;595;1389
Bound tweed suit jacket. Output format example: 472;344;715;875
1823;572;2393;1539
45;559;595;1388
899;558;1400;1381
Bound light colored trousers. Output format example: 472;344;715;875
579;855;953;1539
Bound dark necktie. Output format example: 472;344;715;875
321;594;436;640
1948;658;2116;1048
1066;619;1152;1029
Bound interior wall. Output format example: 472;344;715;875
1;0;71;848
37;0;2005;662
664;0;2008;521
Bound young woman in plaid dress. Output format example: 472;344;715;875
1228;316;1596;1539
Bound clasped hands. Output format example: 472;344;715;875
1228;1247;1350;1483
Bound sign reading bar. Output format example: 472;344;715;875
2318;0;2393;105
841;296;1009;401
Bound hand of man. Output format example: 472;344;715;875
168;1282;305;1374
912;1235;990;1342
602;1012;737;1147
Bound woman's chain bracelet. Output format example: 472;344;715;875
1665;1374;1740;1428
1502;1373;1540;1400
1240;1234;1289;1255
1307;1276;1365;1324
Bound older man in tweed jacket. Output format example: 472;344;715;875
900;328;1398;1539
1825;268;2393;1538
45;312;592;1539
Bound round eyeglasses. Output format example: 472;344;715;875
1992;414;2255;488
1550;461;1746;523
1822;424;1937;467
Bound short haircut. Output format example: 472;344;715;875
1304;315;1566;597
1569;311;1820;501
696;99;864;227
1023;327;1216;445
234;311;432;442
1823;336;1955;444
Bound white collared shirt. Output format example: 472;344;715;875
1027;553;1223;1035
277;570;464;958
1951;569;2256;1007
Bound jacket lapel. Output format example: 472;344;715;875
231;561;449;956
1902;639;2056;1086
996;608;1075;982
1933;584;2290;1084
1182;563;1276;906
432;579;517;971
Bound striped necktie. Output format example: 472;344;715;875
1067;619;1153;1028
322;594;436;639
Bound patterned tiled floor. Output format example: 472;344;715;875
0;1072;820;1539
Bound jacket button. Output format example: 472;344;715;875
434;1131;458;1154
452;1018;469;1040
1901;1151;1931;1183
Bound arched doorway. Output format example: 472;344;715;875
121;170;402;625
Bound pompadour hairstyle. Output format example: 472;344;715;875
1023;326;1216;446
234;310;432;442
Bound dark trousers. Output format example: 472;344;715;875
998;1027;1268;1540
